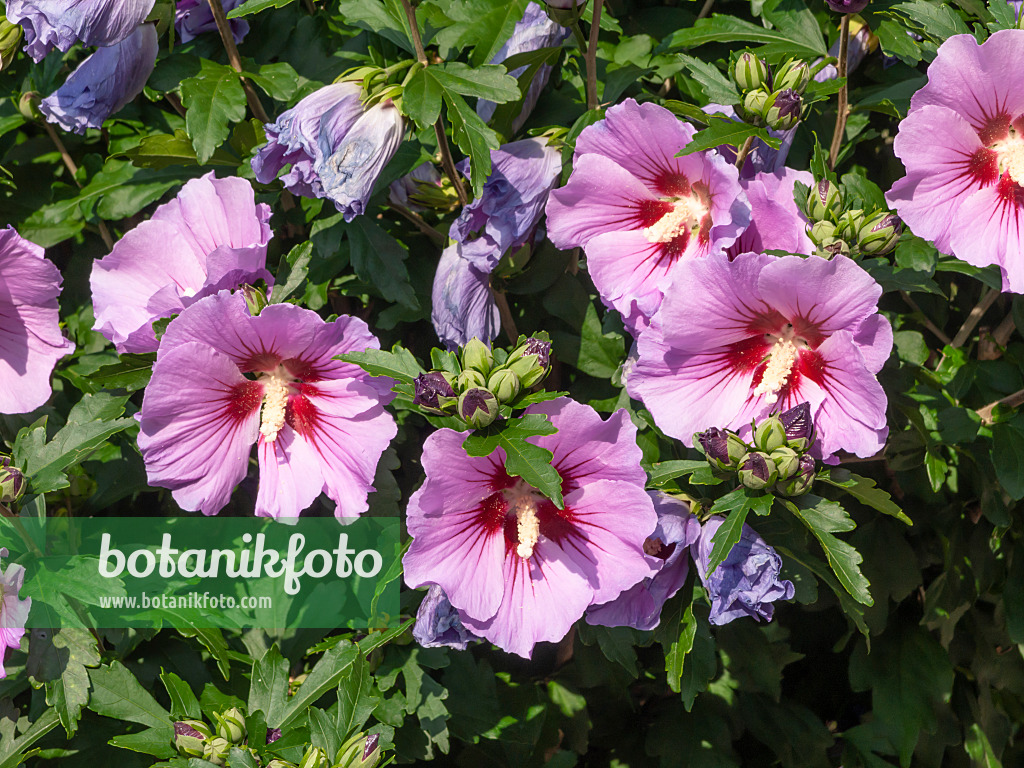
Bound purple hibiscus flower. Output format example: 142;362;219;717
727;168;814;258
545;98;749;331
175;0;248;43
413;585;477;651
0;548;31;679
137;291;397;518
886;30;1024;293
39;24;158;134
90;173;274;354
432;137;561;349
403;398;658;659
693;518;794;625
477;2;568;134
627;251;892;459
0;227;75;414
586;493;701;631
6;0;154;62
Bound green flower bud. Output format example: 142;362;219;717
734;52;771;91
0;19;22;72
17;92;42;122
265;761;297;768
833;209;861;241
753;416;786;452
764;89;802;131
336;732;382;768
697;427;748;471
456;369;487;391
173;720;211;757
769;447;801;480
809;220;836;245
743;89;770;122
507;337;552;387
214;707;246;744
819;237;851;259
461;338;493;376
487;368;521;402
458;388;499;429
774;60;811;94
807;179;843;221
857;211;903;256
0;457;25;505
738;452;778;490
298;745;331;768
240;284;269;316
774;454;815;496
203;736;232;766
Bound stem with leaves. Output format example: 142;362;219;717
584;0;603;110
828;13;850;169
977;388;1024;424
205;0;271;124
734;134;755;171
43;122;113;250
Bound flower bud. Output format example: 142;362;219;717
240;284;269;315
413;372;457;414
775;454;815;496
203;736;232;766
298;745;331;768
17;92;42;122
753;416;786;452
487;368;521;402
456;369;487;391
697;427;748;471
173;720;211;757
266;761;296;768
461;338;493;376
458;388;499;429
507;337;552;387
544;0;587;25
765;89;802;130
833;209;861;241
769;447;801;480
820;238;851;259
336;732;382;768
774;60;810;94
779;401;814;451
743;89;770;122
0;457;25;504
857;211;902;256
738;452;778;490
825;0;869;12
809;220;836;244
0;19;22;72
214;707;246;744
734;52;771;92
807;179;843;221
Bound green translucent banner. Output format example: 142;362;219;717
0;516;401;630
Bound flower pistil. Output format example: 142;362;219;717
259;367;297;442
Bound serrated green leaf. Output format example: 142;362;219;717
337;344;424;385
789;498;873;606
278;643;361;728
87;354;156;392
462;413;564;507
677;117;777;157
706;489;752;576
160;671;202;721
432;63;519;102
443;91;500;197
792;494;856;533
120;131;239;169
988;0;1020;30
893;0;971;42
180;60;248;164
821;470;911;524
88;661;173;730
677;54;741;106
665;13;825;57
244;61;299;102
248;646;290;728
0;708;60;768
226;0;296;17
403;68;444;128
345;217;419;310
273;241;313;305
23;555;127;631
109;727;177;758
26;628;101;735
646;460;708;486
433;0;531;66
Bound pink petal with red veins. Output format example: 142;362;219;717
255;428;326;519
950;180;1024;292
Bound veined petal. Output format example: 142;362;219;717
950;181;1024;292
255;427;325;519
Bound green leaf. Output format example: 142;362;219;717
443;91;501;197
988;0;1020;31
0;708;61;768
244;61;300;101
647;460;708;486
120;130;238;169
676;117;777;156
433;0;531;66
345;217;419;310
13;393;134;494
789;497;873;606
108;727;177;758
665;13;826;57
706;489;752;576
337;344;425;386
175;621;233;681
677;54;741;105
964;723;1003;768
488;46;562;137
88;661;173;730
273;241;313;305
160;671;202;721
22;555;127;630
335;652;379;740
87;353;156;392
992;417;1024;499
26;628;101;735
180;60;248;164
779;546;869;639
248;646;290;728
821;470;911;524
278;643;361;728
227;0;297;17
892;0;971;42
875;19;923;65
403;68;444;128
462;413;564;507
431;63;519;102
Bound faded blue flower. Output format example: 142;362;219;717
6;0;154;61
175;0;248;44
413;585;476;651
431;242;500;350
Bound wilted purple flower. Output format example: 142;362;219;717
413;585;477;650
0;227;74;414
825;0;869;12
252;82;364;199
432;137;560;348
137;291;397;518
886;31;1024;291
91;173;273;354
403;398;657;658
0;548;31;679
6;0;154;61
586;493;701;631
413;372;456;411
39;24;157;134
477;2;568;134
727;168;814;259
693;518;794;625
627;251;892;459
546;99;749;331
814;22;876;84
175;0;248;43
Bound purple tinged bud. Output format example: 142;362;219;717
508;336;552;387
765;89;802;131
413;372;456;413
456;369;487;391
808;178;843;220
774;60;810;94
336;730;383;768
458;388;499;428
779;401;814;450
523;337;551;368
775;454;816;496
753;416;786;452
462;337;493;375
0;456;25;504
734;52;771;92
825;0;869;12
698;427;748;470
173;720;211;757
738;451;777;490
769;447;801;479
858;211;903;256
240;284;269;316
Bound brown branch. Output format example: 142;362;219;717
900;290;952;346
977;389;1024;425
993;312;1017;348
827;14;850;170
493;291;519;344
951;287;1000;349
734;134;755;171
585;0;603;110
696;0;716;20
205;0;271;124
386;203;446;246
44;121;114;250
399;0;428;65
